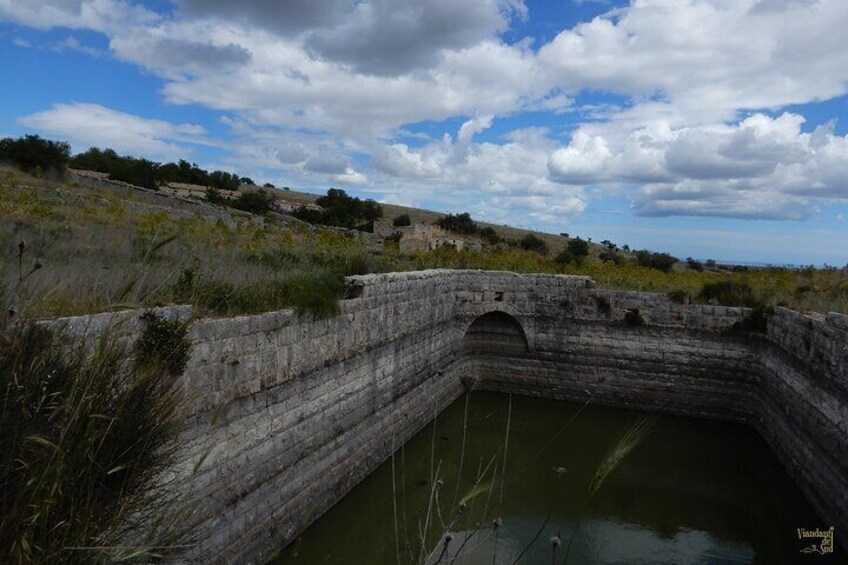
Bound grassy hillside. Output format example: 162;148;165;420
2;166;846;319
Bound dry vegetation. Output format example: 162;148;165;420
2;166;846;320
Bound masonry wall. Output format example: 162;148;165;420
44;270;848;562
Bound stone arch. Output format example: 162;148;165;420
462;310;529;356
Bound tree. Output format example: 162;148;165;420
635;250;678;273
520;233;548;254
393;213;412;227
70;147;159;189
0;135;70;175
555;237;590;265
479;226;500;244
232;190;273;214
435;212;477;235
362;199;383;222
295;188;383;229
686;257;704;271
599;249;624;264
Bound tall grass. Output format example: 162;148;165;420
0;312;190;564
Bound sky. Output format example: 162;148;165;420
1;0;847;265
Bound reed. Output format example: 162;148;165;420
0;312;191;564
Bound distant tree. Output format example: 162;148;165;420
479;226;500;244
559;232;569;238
686;257;704;271
69;146;118;173
208;170;241;191
205;186;225;205
567;237;590;257
393;213;412;227
362;199;383;222
294;188;383;229
635;250;678;273
520;233;548;254
0;135;70;175
232;190;273;214
555;237;590;265
599;249;624;264
240;176;255;185
435;212;478;235
705;259;717;269
263;182;276;189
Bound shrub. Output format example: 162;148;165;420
294;189;383;229
698;280;759;307
623;308;645;326
667;290;689;304
593;295;611;315
435;212;478;235
635;250;678;273
567;238;590;258
0;135;70;175
232;190;273;215
686;257;704;271
479;226;500;244
136;311;192;376
0;322;186;564
519;233;548;254
393;213;412;227
727;305;773;334
599;249;624;264
555;238;590;265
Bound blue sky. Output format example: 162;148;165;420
1;0;847;265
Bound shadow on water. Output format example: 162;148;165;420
270;392;844;565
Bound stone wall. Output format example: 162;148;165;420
42;270;847;562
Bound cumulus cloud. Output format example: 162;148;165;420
549;112;848;218
174;0;350;36
537;0;848;124
0;0;158;32
306;0;526;75
17;103;215;158
4;0;848;226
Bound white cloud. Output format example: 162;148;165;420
538;0;848;124
549;112;848;219
4;0;848;226
17;103;215;158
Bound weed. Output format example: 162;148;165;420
0;322;187;564
592;295;611;316
623;308;645;326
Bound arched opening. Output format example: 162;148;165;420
462;311;529;356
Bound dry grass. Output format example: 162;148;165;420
2;166;845;318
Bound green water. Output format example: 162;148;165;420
271;392;843;564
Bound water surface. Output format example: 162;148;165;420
272;392;842;564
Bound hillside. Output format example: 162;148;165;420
1;165;846;319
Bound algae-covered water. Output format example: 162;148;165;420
271;392;842;564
